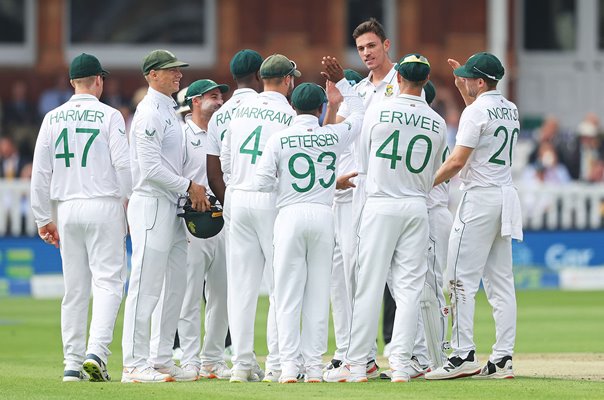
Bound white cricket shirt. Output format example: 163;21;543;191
31;93;130;227
335;65;399;203
129;87;189;202
225;91;296;191
255;78;364;208
359;93;447;198
182;115;213;195
455;90;520;190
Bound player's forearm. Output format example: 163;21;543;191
207;154;226;205
136;135;189;193
323;104;340;126
433;158;464;186
138;156;189;193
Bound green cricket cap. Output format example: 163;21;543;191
424;80;436;105
185;79;229;106
142;49;189;76
230;49;263;79
69;53;109;79
259;54;301;78
454;52;504;81
394;53;431;82
291;83;327;112
344;69;364;85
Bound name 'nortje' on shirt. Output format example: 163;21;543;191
379;110;441;134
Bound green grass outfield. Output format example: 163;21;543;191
0;290;602;400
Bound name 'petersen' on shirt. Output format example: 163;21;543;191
280;132;339;149
379;110;441;134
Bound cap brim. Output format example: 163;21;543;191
101;68;110;76
292;69;301;78
201;84;230;95
158;60;190;70
453;65;480;78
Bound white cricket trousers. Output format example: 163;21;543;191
228;189;279;371
447;187;516;363
413;205;452;367
273;204;334;374
58;198;127;371
122;194;187;369
330;200;354;361
346;197;428;372
178;229;228;367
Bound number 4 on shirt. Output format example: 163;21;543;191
55;127;100;167
240;126;263;164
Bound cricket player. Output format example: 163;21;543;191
150;79;231;380
324;18;399;376
121;49;210;383
222;54;299;383
380;81;453;380
30;53;131;382
324;53;447;383
254;57;364;383
426;52;522;380
206;49;264;367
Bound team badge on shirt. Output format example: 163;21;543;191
385;84;394;97
190;139;201;147
145;129;156;137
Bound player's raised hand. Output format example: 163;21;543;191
448;58;473;105
447;58;465;90
188;181;212;212
321;56;345;82
325;80;343;107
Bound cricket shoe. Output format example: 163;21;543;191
304;366;323;383
366;359;380;379
391;370;411;383
278;373;306;383
230;369;252;383
379;357;429;380
121;366;175;383
323;359;342;372
200;362;231;379
323;364;368;383
180;364;200;379
63;370;89;382
83;353;110;382
262;369;282;382
156;364;198;382
425;350;481;380
472;356;514;379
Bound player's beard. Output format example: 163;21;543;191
286;79;294;101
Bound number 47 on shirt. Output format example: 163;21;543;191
55;127;100;167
